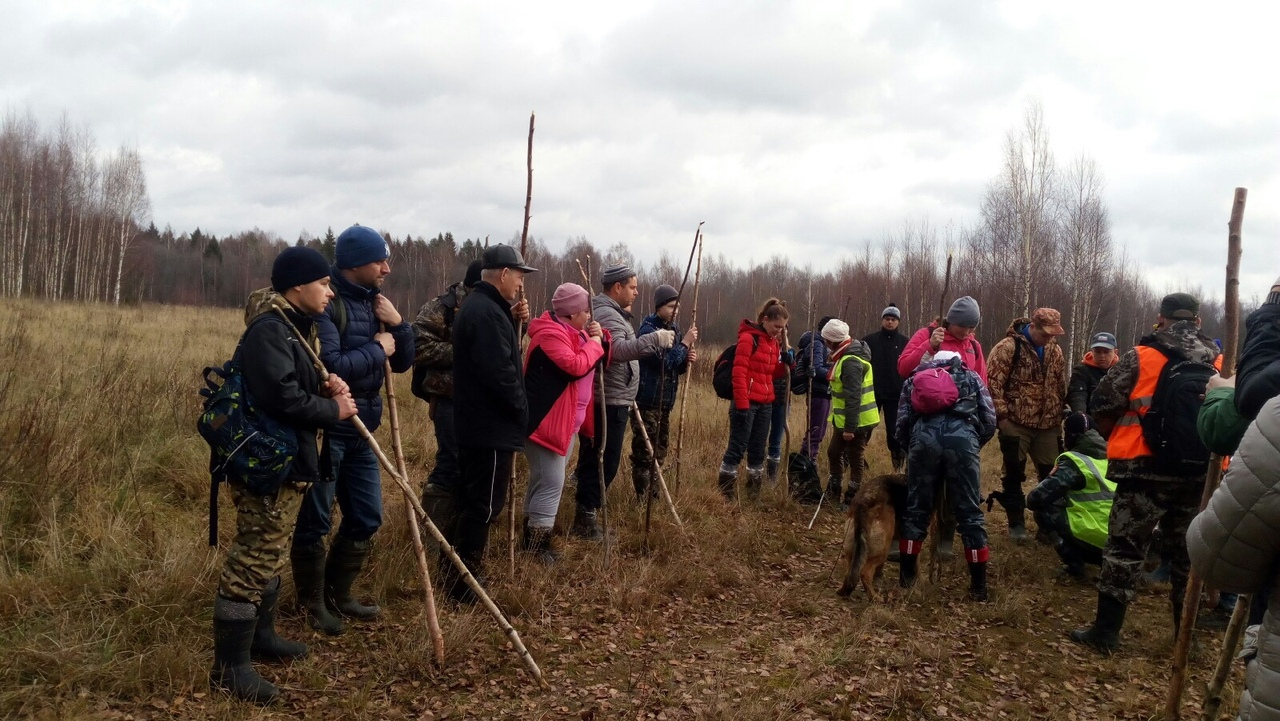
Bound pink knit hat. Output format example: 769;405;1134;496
552;283;590;317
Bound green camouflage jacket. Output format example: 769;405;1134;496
412;283;468;398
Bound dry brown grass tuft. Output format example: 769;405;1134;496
0;299;1245;719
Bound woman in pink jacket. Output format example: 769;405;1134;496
897;296;988;383
522;283;607;563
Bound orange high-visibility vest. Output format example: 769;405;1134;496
1107;346;1168;461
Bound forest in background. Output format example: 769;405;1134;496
0;104;1240;359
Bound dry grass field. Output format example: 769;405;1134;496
0;298;1245;720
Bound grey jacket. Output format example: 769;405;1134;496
1187;395;1280;721
592;293;661;405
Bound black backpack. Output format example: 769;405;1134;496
712;337;758;400
1139;345;1215;476
787;452;822;504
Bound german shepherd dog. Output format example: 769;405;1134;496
836;473;908;601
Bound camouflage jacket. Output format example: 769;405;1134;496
1090;320;1220;481
987;319;1068;430
412;283;469;398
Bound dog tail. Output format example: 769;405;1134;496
837;504;871;596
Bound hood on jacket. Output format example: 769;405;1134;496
1144;320;1219;365
330;266;380;300
739;319;773;341
1081;350;1117;370
1005;317;1031;337
1068;428;1108;459
798;330;815;350
851;340;871;362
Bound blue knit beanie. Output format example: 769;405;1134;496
335;224;390;269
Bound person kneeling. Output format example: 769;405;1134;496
1026;413;1113;580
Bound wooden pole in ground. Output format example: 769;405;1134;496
645;224;701;536
576;257;611;566
673;237;703;492
273;307;545;687
1164;186;1246;720
632;402;685;552
799;278;814;491
1201;593;1251;720
382;338;445;667
508;111;535;577
928;251;955;582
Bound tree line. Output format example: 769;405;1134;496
0;105;1235;357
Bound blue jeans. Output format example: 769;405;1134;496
294;435;384;546
766;397;788;460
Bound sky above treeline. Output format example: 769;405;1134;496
4;1;1278;301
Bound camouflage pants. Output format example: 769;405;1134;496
902;417;988;551
630;407;670;494
1098;479;1201;605
219;480;308;604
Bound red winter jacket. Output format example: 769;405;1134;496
731;320;786;410
524;312;607;455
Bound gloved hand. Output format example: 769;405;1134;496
654;329;675;349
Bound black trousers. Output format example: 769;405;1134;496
574;404;631;511
451;447;515;565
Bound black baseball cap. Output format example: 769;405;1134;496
481;244;538;273
1089;332;1117;350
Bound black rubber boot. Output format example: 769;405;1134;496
325;536;381;620
211;596;279;705
967;561;989;602
718;468;738;501
746;467;764;500
447;526;488;606
570;505;604;541
290;540;343;636
251;577;308;661
420;482;457;536
826;475;843;509
1070;593;1127;654
766;457;780;484
1008;510;1029;544
899;553;919;589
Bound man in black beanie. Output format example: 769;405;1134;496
632;283;698;500
291;224;415;636
211;247;358;704
862;304;909;471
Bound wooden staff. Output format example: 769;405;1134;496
645;224;702;533
800;279;814;490
673;237;703;492
1201;594;1251;720
382;334;445;667
1164;186;1247;720
508;111;536;576
780;322;792;491
928;251;955;583
632;402;685;551
272;307;545;687
575;257;611;566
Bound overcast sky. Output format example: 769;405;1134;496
4;0;1277;299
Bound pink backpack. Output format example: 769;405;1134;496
910;365;960;414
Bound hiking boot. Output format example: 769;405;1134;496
522;517;561;565
718;467;738;501
825;476;843;507
746;467;764;500
967;561;989;602
290;540;343;636
250;577;307;661
766;457;780;485
1070;593;1127;654
1008;515;1029;544
211;596;279;705
325;536;381;620
420;482;457;536
633;466;653;502
899;552;919;589
570;505;604;541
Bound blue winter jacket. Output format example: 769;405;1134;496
794;330;833;399
635;314;690;411
316;268;415;436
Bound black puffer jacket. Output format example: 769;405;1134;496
452;281;527;451
241;304;340;483
862;327;908;403
1236;295;1280;421
316;269;414;436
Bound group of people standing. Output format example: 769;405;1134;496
212;231;1275;709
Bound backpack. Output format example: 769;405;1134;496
787;452;822;504
198;322;300;546
411;291;457;402
1139;345;1214;476
712;337;759;401
910;362;961;414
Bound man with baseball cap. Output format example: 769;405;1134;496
291;223;414;635
1068;331;1119;416
986;307;1068;544
443;243;535;602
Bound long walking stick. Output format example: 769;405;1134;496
507;111;536;576
781;325;792;491
927;251;955;576
382;338;445;666
1201;594;1252;720
1164;187;1247;720
645;223;701;531
273;307;545;687
673;237;703;492
575;257;611;566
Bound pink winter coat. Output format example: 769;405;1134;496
524;312;607;456
897;323;988;384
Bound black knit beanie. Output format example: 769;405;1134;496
271;247;331;292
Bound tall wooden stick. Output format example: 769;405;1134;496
1201;594;1251;720
673;237;703;492
801;278;814;484
273;308;544;687
632;402;685;551
576;257;611;566
382;338;445;667
508;111;536;576
1164;186;1247;720
646;224;702;535
936;252;954;324
928;251;955;582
